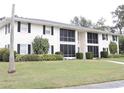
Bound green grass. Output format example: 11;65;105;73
0;60;124;88
107;57;124;62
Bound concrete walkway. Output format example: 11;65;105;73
64;80;124;89
107;60;124;65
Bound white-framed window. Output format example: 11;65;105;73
21;23;28;33
20;44;27;54
102;34;108;40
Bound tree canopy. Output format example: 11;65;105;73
112;5;124;34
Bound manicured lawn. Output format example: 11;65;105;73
106;57;124;62
0;60;124;88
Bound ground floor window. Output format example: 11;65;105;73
17;44;31;54
60;44;75;57
88;46;99;57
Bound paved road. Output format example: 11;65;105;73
64;80;124;89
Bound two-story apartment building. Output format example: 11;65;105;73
0;16;119;59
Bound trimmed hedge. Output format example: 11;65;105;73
76;53;83;59
108;54;124;58
101;51;108;58
16;54;63;62
55;51;63;55
0;48;16;62
86;52;94;59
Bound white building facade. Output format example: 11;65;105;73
0;17;119;59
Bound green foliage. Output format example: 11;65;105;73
86;52;94;59
112;5;124;34
101;51;108;58
55;51;63;55
119;36;124;54
76;52;83;59
71;16;93;28
0;48;16;62
32;36;49;54
16;54;39;62
108;54;124;58
16;54;63;62
109;42;117;54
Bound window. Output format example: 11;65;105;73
51;26;54;35
60;28;75;42
20;44;27;54
88;46;99;57
60;44;75;57
51;45;54;54
87;32;98;43
102;34;108;40
112;35;117;41
17;44;31;54
17;22;31;33
21;23;28;33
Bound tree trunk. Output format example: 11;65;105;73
8;4;16;73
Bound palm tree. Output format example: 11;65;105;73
8;4;16;73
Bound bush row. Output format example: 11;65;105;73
0;48;16;62
76;52;94;59
108;54;124;58
16;54;63;62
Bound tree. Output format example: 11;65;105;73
32;36;49;54
71;16;93;28
119;36;124;54
109;42;117;54
112;5;124;34
8;4;16;73
94;17;107;30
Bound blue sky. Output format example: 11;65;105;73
0;0;123;26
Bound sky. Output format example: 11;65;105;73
0;0;123;26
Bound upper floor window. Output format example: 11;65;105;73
112;35;117;41
43;25;54;35
102;34;108;40
5;24;10;35
87;32;98;44
60;28;75;42
17;21;31;33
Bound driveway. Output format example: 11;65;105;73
64;80;124;89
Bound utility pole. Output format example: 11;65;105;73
8;4;16;73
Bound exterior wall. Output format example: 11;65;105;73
78;32;119;58
14;22;60;54
0;21;120;59
0;25;10;48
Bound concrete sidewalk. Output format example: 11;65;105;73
107;60;124;65
64;80;124;89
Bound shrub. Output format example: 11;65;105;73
39;54;63;61
16;54;63;62
76;52;83;59
16;54;39;62
32;36;49;54
108;54;124;58
109;42;117;54
101;51;108;58
0;48;16;62
86;52;94;59
55;51;63;55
